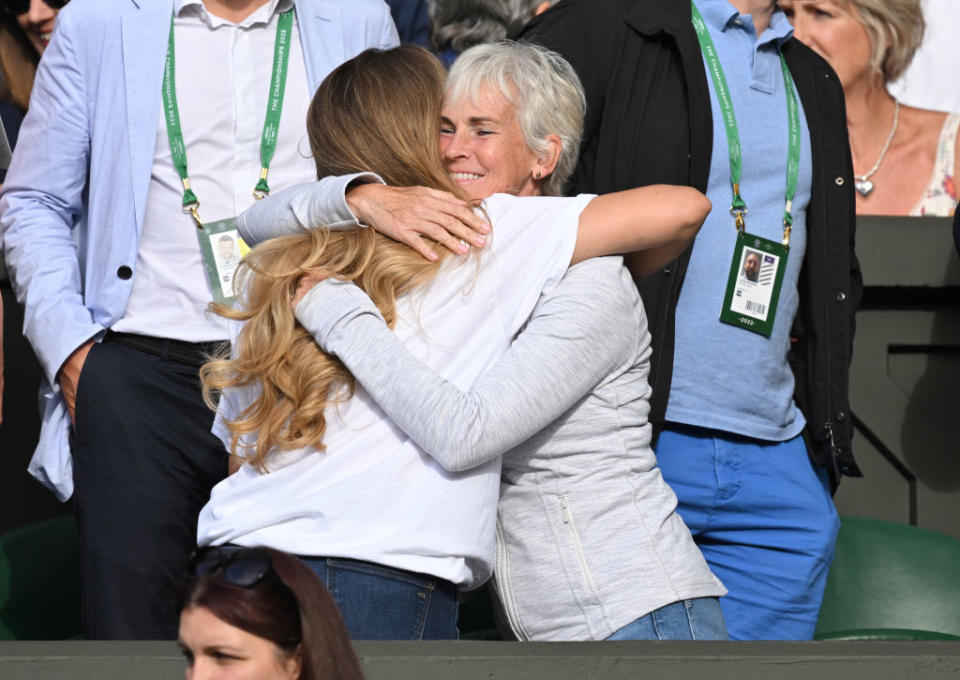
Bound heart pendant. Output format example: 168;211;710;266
855;178;874;197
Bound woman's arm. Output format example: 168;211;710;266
571;185;711;276
294;259;640;471
237;174;382;245
237;174;489;258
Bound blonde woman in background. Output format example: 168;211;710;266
780;0;958;216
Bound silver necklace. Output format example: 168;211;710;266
855;100;900;197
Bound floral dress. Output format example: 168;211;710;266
912;113;960;217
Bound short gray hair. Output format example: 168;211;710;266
429;0;547;54
835;0;925;83
445;41;585;196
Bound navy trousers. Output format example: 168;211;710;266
71;338;227;639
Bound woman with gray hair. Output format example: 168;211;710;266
781;0;958;216
266;41;728;640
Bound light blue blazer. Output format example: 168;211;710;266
0;0;398;500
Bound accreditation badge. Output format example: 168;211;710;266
196;217;251;307
719;231;789;337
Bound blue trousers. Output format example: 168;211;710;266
299;556;459;640
605;597;728;640
655;425;840;640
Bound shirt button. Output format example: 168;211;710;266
835;177;845;186
117;266;133;280
836;291;846;302
836;411;846;422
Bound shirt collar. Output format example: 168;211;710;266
694;0;794;48
695;0;741;33
763;8;795;49
175;0;294;28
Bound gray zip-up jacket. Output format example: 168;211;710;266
295;256;726;640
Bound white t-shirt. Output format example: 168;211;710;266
196;192;594;588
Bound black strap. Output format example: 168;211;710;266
104;331;227;368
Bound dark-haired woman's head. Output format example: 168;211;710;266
0;0;68;110
178;548;363;680
1;0;64;54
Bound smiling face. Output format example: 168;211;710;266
440;86;543;201
778;0;875;89
179;606;301;680
16;0;59;55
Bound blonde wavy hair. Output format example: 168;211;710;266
200;47;467;472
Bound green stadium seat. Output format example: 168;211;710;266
815;517;960;641
0;516;82;640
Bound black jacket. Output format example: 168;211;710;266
522;0;862;482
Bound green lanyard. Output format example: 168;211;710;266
162;9;294;226
690;2;801;246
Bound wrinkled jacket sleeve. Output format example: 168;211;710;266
236;173;384;245
294;262;639;471
0;8;102;387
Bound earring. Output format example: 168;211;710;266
535;170;542;181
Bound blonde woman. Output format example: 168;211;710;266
198;45;709;640
781;0;958;216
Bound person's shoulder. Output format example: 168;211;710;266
59;0;130;21
783;37;836;81
904;106;951;130
299;0;391;15
523;0;638;35
52;0;138;38
481;192;594;226
783;38;849;107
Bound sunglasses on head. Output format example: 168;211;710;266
1;0;69;16
189;546;275;588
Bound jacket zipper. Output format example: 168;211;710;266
816;75;838;481
824;421;841;483
495;517;531;641
559;495;600;596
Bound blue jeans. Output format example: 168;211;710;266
655;426;840;640
605;598;728;640
298;556;459;640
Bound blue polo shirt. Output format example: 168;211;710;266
665;0;812;441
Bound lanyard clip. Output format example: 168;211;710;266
253;167;270;201
181;178;203;227
731;208;746;232
782;199;793;246
730;183;747;232
184;203;203;228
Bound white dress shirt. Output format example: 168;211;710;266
114;0;316;341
